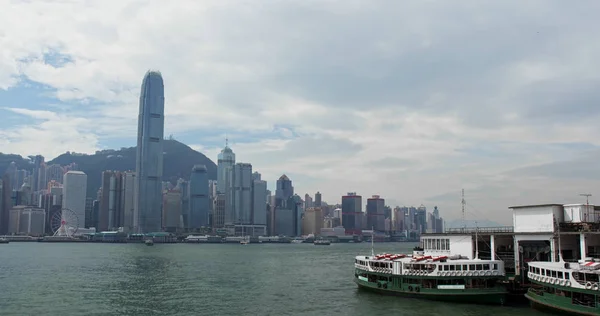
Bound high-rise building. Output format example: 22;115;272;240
232;163;252;224
45;164;64;184
122;172;135;232
341;192;362;235
302;207;323;236
31;155;44;192
366;195;385;232
62;171;87;229
213;193;226;228
416;205;427;233
314;191;322;207
275;175;294;208
252;173;267;226
189;165;209;229
175;178;189;229
217;141;235;194
134;70;165;233
0;174;12;234
162;189;183;232
304;194;313;210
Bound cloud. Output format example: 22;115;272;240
1;0;600;224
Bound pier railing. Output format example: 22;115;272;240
445;226;514;234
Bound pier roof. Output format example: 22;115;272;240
508;204;563;209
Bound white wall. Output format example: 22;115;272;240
564;204;598;223
422;235;474;259
513;205;563;233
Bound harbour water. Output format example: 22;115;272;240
0;242;552;316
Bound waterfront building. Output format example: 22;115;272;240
134;70;165;233
189;165;209;230
366;195;385;232
0;174;12;234
162;189;182;232
8;206;46;235
342;192;362;235
275;175;293;208
251;172;267;226
62;171;87;229
303;207;323;236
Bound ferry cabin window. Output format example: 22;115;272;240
483;264;490;270
565;272;569;279
437;239;440;250
541;269;546;276
476;264;482;270
551;270;557;278
469;264;475;270
558;271;563;278
445;239;450;250
494;264;498;270
463;264;468;271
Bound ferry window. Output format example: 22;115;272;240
551;271;557;278
444;265;449;271
541;269;545;275
441;241;446;250
450;265;455;271
446;239;450;250
437;239;440;250
469;264;475;270
463;265;467;270
456;265;462;271
483;264;490;270
535;267;539;274
494;264;498;270
558;272;563;278
476;264;482;270
565;272;570;279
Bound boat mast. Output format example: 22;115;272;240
554;215;563;262
371;226;375;257
475;221;479;260
461;189;466;232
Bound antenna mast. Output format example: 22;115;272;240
462;189;466;231
475;221;479;260
371;226;375;257
580;193;592;205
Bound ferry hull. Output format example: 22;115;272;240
354;278;507;305
525;290;599;316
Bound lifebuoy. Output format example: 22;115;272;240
593;283;599;291
492;271;498;276
408;285;413;292
566;281;571;287
467;272;473;276
485;271;491;276
586;282;592;290
383;283;388;289
378;283;382;288
415;287;420;293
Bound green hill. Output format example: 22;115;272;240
1;140;217;198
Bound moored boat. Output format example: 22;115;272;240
0;238;9;244
354;247;508;305
525;259;600;315
145;239;154;246
314;239;331;245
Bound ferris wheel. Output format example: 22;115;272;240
51;208;79;237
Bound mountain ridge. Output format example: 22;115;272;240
0;139;217;198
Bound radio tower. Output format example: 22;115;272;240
580;193;592;205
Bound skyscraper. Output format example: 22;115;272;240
232;163;252;224
217;141;235;194
189;165;209;229
275;175;293;208
366;195;385;232
134;70;165;233
341;192;362;235
314;191;322;207
62;171;87;229
252;172;267;226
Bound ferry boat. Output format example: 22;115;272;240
354;246;508;305
314;239;331;245
145;239;154;246
0;237;9;244
526;259;600;315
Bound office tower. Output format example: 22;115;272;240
31;155;44;192
252;173;267;226
416;205;427;233
275;174;293;208
45;164;64;184
175;178;190;229
314;191;322;207
232;163;252;224
134;70;165;233
213;193;226;228
189;165;209;229
0;174;12;234
62;171;87;229
304;194;313;210
122;172;135;232
366;195;385;232
217;140;235;194
303;207;323;235
162;189;182;232
341;192;362;235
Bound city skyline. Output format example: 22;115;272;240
2;1;600;225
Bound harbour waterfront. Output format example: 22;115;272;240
0;242;552;316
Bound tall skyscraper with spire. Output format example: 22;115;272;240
134;70;165;233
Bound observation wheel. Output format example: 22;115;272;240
51;208;79;237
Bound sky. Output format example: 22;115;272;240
1;0;600;225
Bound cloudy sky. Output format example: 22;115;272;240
1;0;600;225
